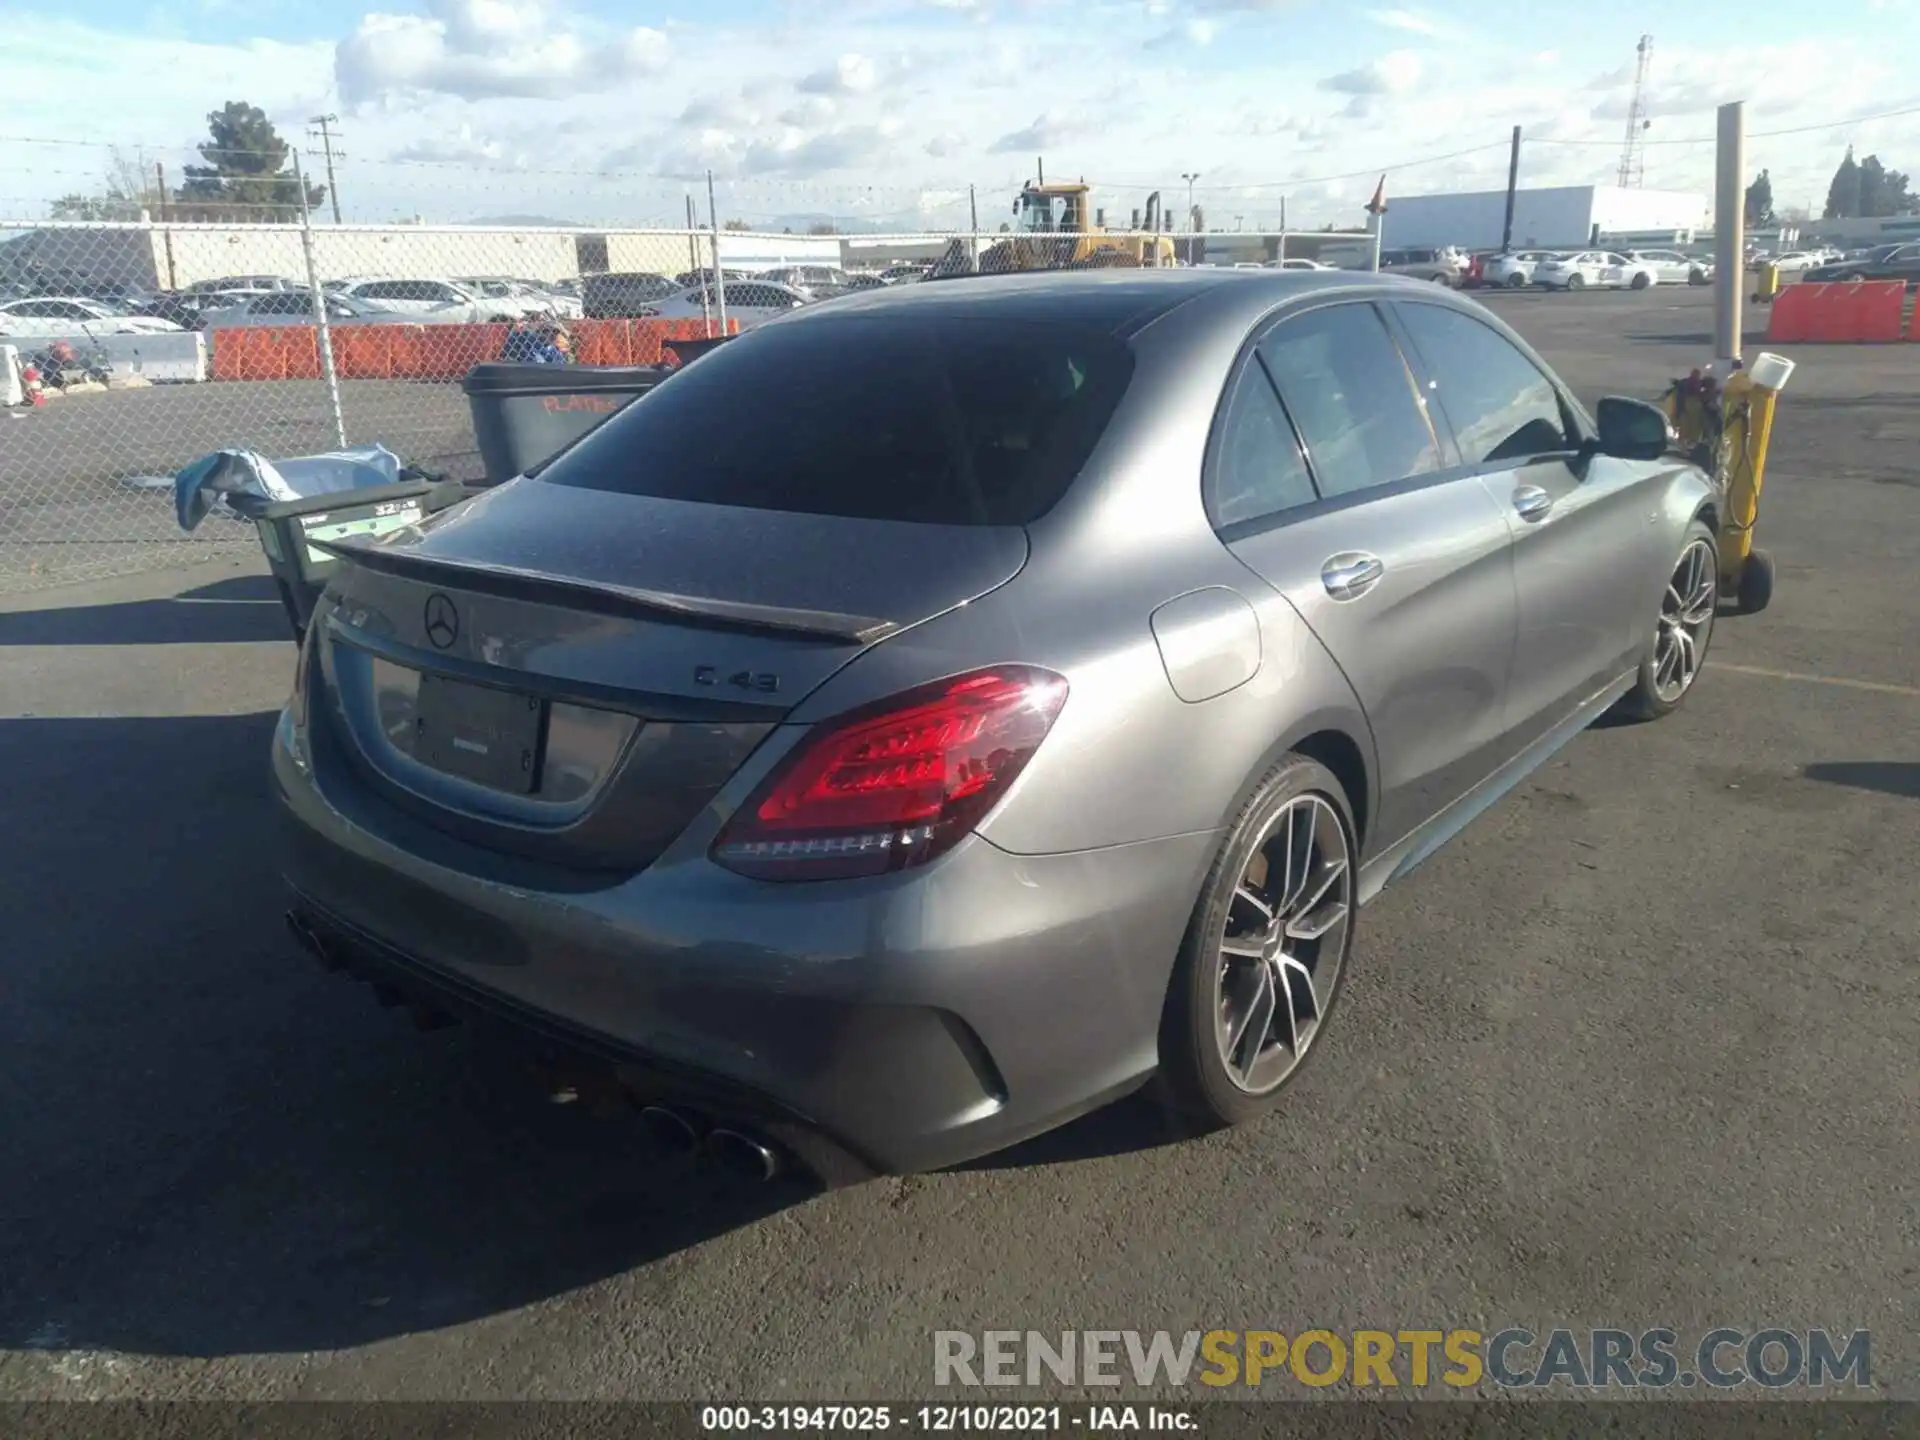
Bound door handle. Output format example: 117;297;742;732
1321;552;1385;601
1513;485;1554;522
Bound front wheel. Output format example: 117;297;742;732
1506;272;1527;288
1618;522;1719;721
1630;271;1652;290
1160;754;1358;1127
1566;272;1587;291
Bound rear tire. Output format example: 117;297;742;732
1506;272;1527;288
1630;271;1652;291
1618;520;1719;722
1160;754;1358;1128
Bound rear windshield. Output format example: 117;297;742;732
537;315;1134;525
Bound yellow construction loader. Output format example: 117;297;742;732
927;182;1178;280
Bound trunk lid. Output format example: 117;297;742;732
309;479;1029;873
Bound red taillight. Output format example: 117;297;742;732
712;666;1069;881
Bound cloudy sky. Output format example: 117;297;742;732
2;0;1919;229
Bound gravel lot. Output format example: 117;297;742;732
1;285;1914;1408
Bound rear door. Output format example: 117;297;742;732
1391;298;1659;748
1216;299;1518;851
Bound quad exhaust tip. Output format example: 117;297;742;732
708;1127;781;1183
635;1105;782;1181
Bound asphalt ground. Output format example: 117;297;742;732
0;285;1915;1409
0;379;481;591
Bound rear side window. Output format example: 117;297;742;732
538;317;1134;525
1394;303;1571;466
1258;303;1440;500
1207;361;1317;529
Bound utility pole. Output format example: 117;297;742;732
1713;101;1745;368
1501;125;1522;254
308;114;343;223
154;161;178;291
1182;172;1200;264
1617;36;1653;188
969;184;978;237
1036;156;1044;186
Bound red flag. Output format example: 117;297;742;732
1366;176;1387;215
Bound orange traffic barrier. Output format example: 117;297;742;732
571;318;630;365
211;317;742;383
1767;279;1905;343
329;325;393;379
277;327;322;381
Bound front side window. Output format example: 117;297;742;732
1394;304;1570;467
1258;303;1440;500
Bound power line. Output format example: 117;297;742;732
1532;100;1920;148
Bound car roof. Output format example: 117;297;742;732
773;266;1445;340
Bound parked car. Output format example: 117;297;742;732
201;291;479;329
1533;251;1657;291
1378;246;1469;285
186;275;302;295
457;276;583;319
1768;251;1826;275
1803;242;1920;285
277;268;1720;1179
840;273;888;291
579;272;680;318
0;296;185;338
1266;258;1334;271
1480;250;1560;288
330;278;517;323
1624;249;1707;286
880;265;931;283
640;280;808;330
759;265;857;299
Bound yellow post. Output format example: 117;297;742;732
1752;261;1781;303
1715;353;1795;587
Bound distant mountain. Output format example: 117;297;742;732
465;214;585;228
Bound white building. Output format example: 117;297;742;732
1381;185;1709;251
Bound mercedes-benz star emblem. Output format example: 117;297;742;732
423;593;460;650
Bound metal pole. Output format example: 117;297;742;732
706;170;728;340
1501;125;1522;253
155;162;178;291
1370;218;1383;273
309;115;343;224
1713;101;1745;368
686;194;710;337
1182;172;1200;264
294;154;346;449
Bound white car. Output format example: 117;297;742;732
1623;249;1708;286
201;291;481;330
1481;250;1561;287
1533;250;1658;291
0;296;185;339
457;276;582;320
758;265;857;299
1769;251;1825;274
329;278;515;323
1266;258;1334;270
639;280;808;331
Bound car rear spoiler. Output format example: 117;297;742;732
311;535;900;645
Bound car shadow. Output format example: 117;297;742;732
0;711;807;1360
953;1086;1195;1171
1803;762;1920;800
0;574;293;646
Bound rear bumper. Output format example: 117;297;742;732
272;709;1216;1175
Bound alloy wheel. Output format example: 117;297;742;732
1653;537;1718;702
1214;794;1353;1094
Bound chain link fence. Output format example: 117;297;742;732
1;214;1373;594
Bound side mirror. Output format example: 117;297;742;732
1593;395;1673;461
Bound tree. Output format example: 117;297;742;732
1743;169;1773;227
1857;154;1915;217
48;147;154;221
1823;147;1861;218
722;218;750;231
806;222;839;235
176;102;324;220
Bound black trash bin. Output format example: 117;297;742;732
462;362;670;484
237;477;478;642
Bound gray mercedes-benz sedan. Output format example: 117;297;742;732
275;268;1719;1180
